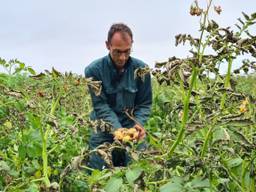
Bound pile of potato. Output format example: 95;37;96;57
113;128;139;143
240;98;249;113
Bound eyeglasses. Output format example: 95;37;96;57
112;48;132;57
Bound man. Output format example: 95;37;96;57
84;23;152;170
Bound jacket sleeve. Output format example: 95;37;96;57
134;72;152;126
85;67;122;130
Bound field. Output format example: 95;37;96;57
1;2;256;192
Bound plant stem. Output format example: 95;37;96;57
220;55;233;110
167;0;212;157
41;95;61;187
200;126;213;157
168;66;198;157
251;176;255;192
200;116;218;157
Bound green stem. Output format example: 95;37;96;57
200;116;218;157
200;126;213;157
168;67;198;157
50;95;61;115
241;160;246;190
220;56;233;110
251;176;255;192
167;0;212;157
147;179;169;185
40;95;61;187
39;122;50;186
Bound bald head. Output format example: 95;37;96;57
107;23;133;43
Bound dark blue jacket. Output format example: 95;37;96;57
84;54;152;130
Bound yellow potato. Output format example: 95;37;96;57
122;135;131;143
114;131;124;140
127;128;137;135
242;98;249;105
239;104;247;113
114;128;128;140
114;127;139;143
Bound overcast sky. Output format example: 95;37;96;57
0;1;255;75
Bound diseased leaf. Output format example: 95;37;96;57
251;12;256;19
238;18;245;25
242;12;250;20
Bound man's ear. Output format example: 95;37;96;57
105;41;110;50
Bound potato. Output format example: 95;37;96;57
122;135;131;143
113;127;139;143
127;128;137;135
114;130;124;140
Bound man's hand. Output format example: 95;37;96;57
134;124;146;140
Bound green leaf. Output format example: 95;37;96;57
226;157;243;168
160;181;182;192
28;67;36;75
27;113;41;129
9;169;19;177
190;178;210;188
125;168;143;186
104;177;123;192
0;161;18;177
87;169;104;185
212;128;230;144
14;67;23;74
52;67;61;77
228;128;252;146
0;58;6;65
27;143;42;158
3;121;12;129
19;63;25;69
0;161;10;172
160;177;183;192
25;183;40;192
18;144;27;160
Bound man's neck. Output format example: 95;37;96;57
117;68;125;73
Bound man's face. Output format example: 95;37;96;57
106;32;132;70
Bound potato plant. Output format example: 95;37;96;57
0;1;256;191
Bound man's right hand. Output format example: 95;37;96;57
133;124;146;140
